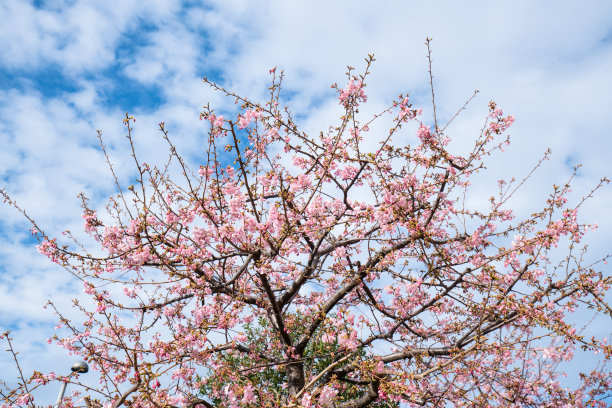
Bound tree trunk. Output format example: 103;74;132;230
286;361;305;397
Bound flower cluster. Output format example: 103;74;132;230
238;109;263;129
338;78;367;108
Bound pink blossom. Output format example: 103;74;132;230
242;384;257;404
337;330;359;351
213;115;224;127
14;394;32;406
267;127;279;139
169;393;189;406
416;124;432;142
82;210;100;233
37;240;60;263
199;166;213;178
238;109;263;129
318;386;338;404
290;173;312;191
339;78;367;108
301;392;313;408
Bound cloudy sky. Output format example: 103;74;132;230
1;0;611;403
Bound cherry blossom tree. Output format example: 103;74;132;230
2;47;611;408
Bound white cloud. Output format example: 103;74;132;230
0;0;189;74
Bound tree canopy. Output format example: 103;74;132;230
2;50;611;408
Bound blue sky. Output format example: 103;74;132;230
1;0;611;403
